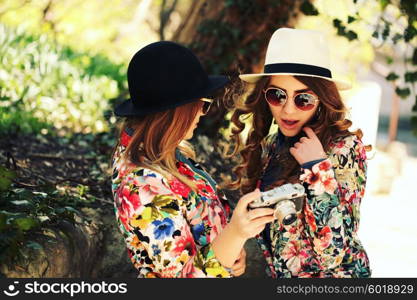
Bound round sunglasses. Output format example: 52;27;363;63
263;87;319;111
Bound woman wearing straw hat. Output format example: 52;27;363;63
226;28;371;277
111;41;275;278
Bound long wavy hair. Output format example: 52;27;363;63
112;101;204;192
225;75;371;194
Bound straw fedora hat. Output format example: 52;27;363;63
239;28;351;90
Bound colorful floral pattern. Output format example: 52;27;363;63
257;133;371;278
111;131;231;278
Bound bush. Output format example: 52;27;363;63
0;24;126;135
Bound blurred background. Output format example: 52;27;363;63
0;0;416;278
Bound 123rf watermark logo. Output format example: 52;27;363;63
3;281;128;297
3;281;20;297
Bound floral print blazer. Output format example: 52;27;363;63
257;133;371;278
111;130;231;278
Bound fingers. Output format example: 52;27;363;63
231;250;246;277
254;224;267;234
303;127;318;140
294;142;301;148
236;189;262;212
236;248;246;260
247;208;275;220
299;137;308;143
232;256;245;269
252;215;275;228
232;265;245;277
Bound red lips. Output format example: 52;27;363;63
280;119;299;130
282;119;299;125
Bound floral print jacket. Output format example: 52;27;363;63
111;130;231;278
257;133;371;278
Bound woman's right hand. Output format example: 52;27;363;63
229;189;276;239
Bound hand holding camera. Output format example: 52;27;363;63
229;189;276;240
249;183;306;225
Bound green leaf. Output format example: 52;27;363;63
333;19;342;28
0;210;25;224
0;213;6;231
32;191;48;198
0;166;16;192
14;217;40;231
300;1;319;16
412;96;417;112
411;116;417;131
382;22;391;40
379;0;390;10
160;208;178;216
404;25;417;42
347;16;356;24
153;195;174;207
386;72;399;81
10;200;32;206
37;215;50;222
64;206;79;214
395;87;411;99
392;33;403;44
405;71;417;83
346;30;358;41
26;241;43;250
413;48;417;65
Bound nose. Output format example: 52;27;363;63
282;95;297;115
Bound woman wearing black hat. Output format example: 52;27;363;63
111;41;275;278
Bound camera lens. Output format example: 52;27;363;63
282;214;297;225
274;200;297;225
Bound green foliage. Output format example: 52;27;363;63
0;106;51;136
0;182;96;265
379;0;390;10
0;24;126;135
395;87;411;99
300;0;319;16
404;24;417;42
412;115;417;136
347;16;357;24
0;166;16;192
413;96;417;112
332;19;358;41
0;126;117;267
302;0;417;136
386;72;400;81
194;20;242;74
405;71;417;83
412;49;417;65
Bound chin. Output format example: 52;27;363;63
280;128;301;137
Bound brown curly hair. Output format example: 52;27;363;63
224;75;371;194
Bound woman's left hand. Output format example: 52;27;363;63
289;127;327;165
231;248;246;277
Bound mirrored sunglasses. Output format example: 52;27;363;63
263;87;319;111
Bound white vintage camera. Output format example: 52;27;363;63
249;183;305;225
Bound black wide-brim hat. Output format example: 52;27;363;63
114;41;230;117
